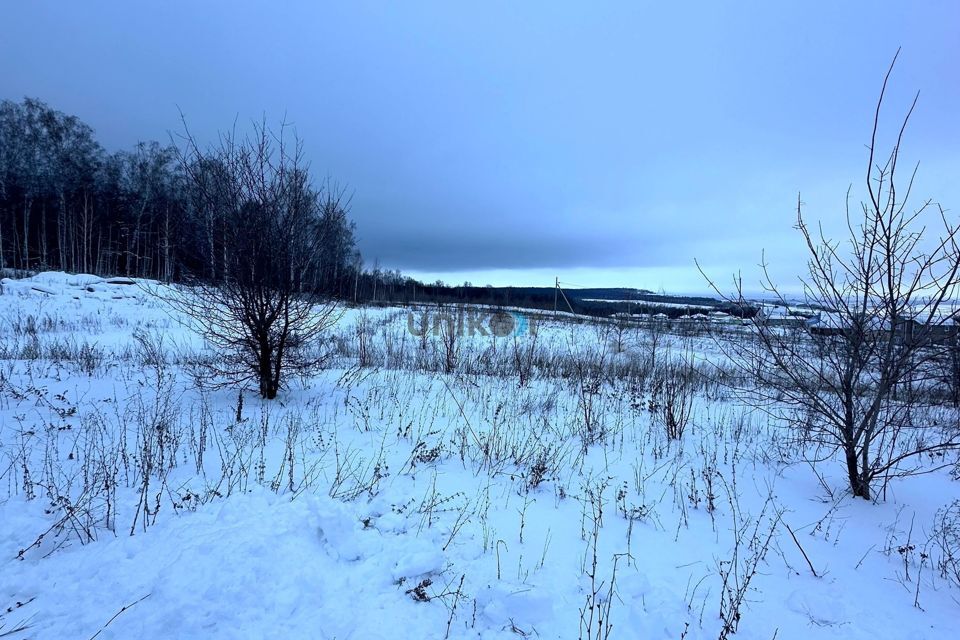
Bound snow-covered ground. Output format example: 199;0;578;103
1;273;959;639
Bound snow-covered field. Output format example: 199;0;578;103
1;273;959;639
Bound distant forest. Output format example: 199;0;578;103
0;97;747;318
375;282;756;319
0;98;365;296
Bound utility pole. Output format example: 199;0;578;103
553;278;575;315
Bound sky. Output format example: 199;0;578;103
2;1;958;294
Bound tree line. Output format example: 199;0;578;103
0;96;759;316
0;98;359;297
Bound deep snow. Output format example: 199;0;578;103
0;273;958;639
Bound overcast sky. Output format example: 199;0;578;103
3;2;958;293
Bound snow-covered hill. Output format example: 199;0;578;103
0;273;958;639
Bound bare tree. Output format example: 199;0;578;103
653;347;696;441
702;52;960;500
164;120;340;399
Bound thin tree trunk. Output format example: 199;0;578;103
40;200;48;269
22;196;31;268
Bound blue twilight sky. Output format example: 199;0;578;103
2;1;958;293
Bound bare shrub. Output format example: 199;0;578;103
578;480;624;640
701;53;960;499
161;120;341;399
927;500;960;589
438;306;461;374
716;478;782;639
511;329;540;388
651;350;696;441
570;338;610;450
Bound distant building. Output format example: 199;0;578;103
805;311;960;346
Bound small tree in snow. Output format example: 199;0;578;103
167;120;340;399
702;53;960;500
